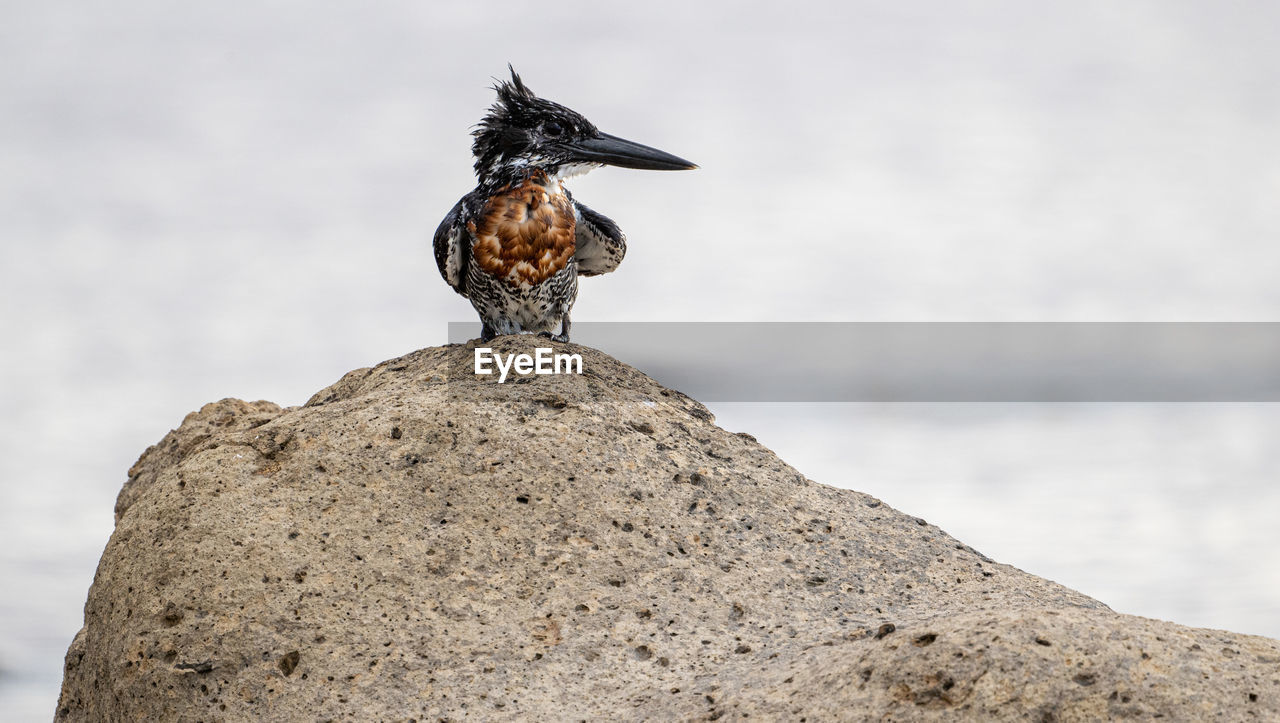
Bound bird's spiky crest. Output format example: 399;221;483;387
499;64;535;104
471;66;532;177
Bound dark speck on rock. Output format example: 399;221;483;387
174;660;214;674
629;421;656;435
278;651;301;677
1073;672;1097;686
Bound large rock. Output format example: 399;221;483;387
58;340;1280;720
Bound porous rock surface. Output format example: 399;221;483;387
58;340;1280;720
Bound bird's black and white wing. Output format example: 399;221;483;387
572;199;627;276
433;196;472;296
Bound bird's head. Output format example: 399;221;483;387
471;66;696;185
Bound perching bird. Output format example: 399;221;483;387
433;67;696;342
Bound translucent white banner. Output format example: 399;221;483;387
448;322;1280;402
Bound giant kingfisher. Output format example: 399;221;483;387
433;67;696;342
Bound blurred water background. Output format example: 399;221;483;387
2;1;1278;719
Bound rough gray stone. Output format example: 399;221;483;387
58;340;1280;720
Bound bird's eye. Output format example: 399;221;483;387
543;121;564;137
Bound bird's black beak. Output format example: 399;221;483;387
564;132;697;171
